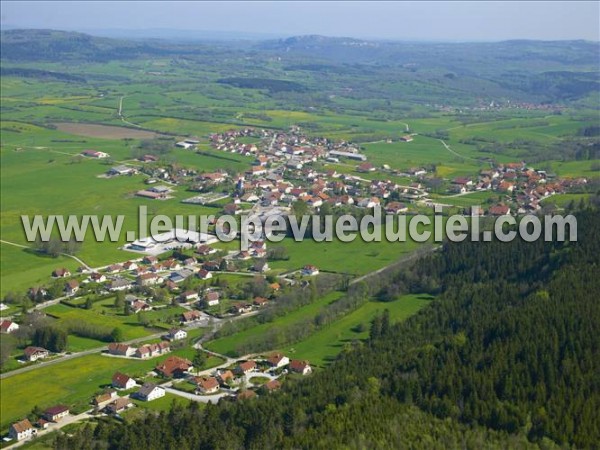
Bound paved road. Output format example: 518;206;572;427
163;386;231;404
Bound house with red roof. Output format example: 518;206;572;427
155;355;193;378
194;376;220;394
23;346;49;362
267;353;289;369
0;319;19;334
112;372;136;390
289;359;313;375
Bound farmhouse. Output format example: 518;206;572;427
168;328;187;341
105;397;134;415
143;255;158;264
9;419;36;441
236;360;257;375
93;390;118;407
231;303;253;314
112;372;136;390
108;165;136;176
290;359;313;375
43;405;69;422
65;280;79;296
136;383;165;401
267;353;290;369
195;376;220;394
181;310;203;324
89;272;107;283
489;204;511;216
196;269;213;280
0;319;19;334
107;343;136;357
205;291;220;306
52;268;71;278
81;149;109;158
196;244;216;256
180;291;199;302
27;287;47;300
385;202;408;214
253;296;269;307
130;299;151;313
357;162;375;173
155;355;193;378
136;189;166;200
123;261;138;271
136;342;170;359
139;154;159;163
399;135;414;142
217;370;235;384
108;277;133;291
23;346;49;362
137;273;162;286
104;397;134;415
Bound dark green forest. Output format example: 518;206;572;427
55;209;600;449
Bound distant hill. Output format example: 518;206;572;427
1;29;598;104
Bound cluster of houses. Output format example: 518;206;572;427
106;350;313;405
107;341;171;359
9;405;70;442
449;162;588;215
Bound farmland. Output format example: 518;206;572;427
283;294;433;367
1;30;599;446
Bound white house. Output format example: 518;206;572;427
9;419;37;441
168;328;187;341
0;319;19;334
136;383;166;402
24;346;49;362
112;372;137;390
289;359;313;375
267;353;290;369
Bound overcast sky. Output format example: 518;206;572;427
2;1;599;41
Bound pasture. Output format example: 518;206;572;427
283;294;433;367
0;244;80;297
206;291;344;356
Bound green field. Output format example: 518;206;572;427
0;243;81;297
268;232;424;276
206;291;344;356
283;294;432;367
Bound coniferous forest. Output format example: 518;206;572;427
56;209;600;449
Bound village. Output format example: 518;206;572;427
0;125;590;447
6;345;312;444
84;125;588;223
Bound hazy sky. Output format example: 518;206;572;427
1;1;599;41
